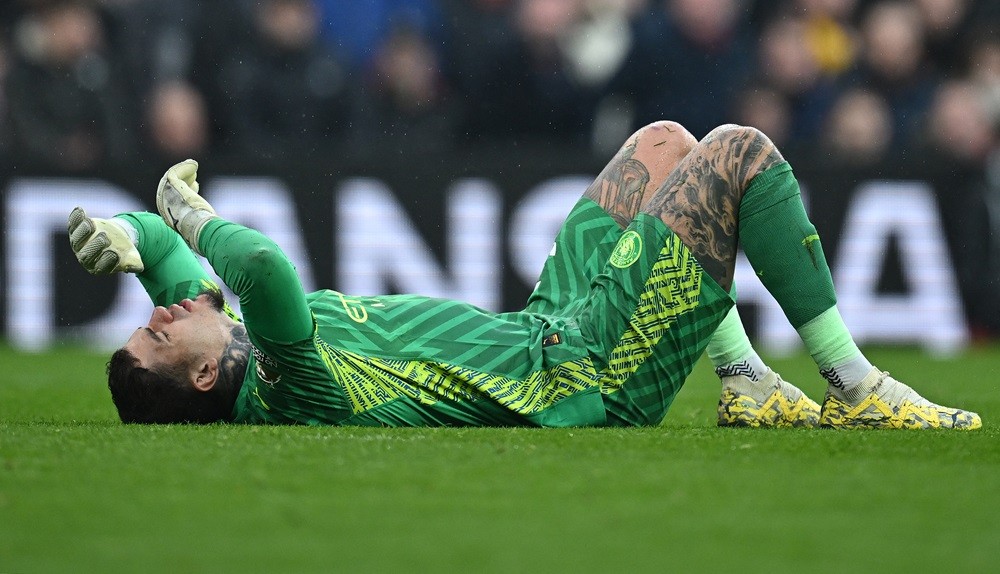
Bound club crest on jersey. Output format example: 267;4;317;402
610;230;643;268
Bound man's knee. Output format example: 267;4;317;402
635;120;697;147
700;124;782;189
630;120;697;166
703;123;756;142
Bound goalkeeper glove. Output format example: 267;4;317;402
67;207;144;274
155;159;217;254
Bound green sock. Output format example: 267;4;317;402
798;308;872;391
739;163;871;389
706;304;754;367
796;307;859;368
738;163;836;329
706;303;768;382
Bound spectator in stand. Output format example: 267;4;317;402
921;77;999;337
732;84;792;148
841;1;938;147
561;0;648;153
446;0;601;146
201;0;357;162
359;24;456;153
142;79;210;164
97;0;202;96
794;0;859;78
747;14;841;149
925;79;997;165
916;0;974;75
438;0;515;144
3;0;135;170
820;87;894;164
609;0;755;138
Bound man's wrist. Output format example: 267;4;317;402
110;217;140;247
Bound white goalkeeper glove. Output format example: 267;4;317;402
155;159;217;254
67;207;144;274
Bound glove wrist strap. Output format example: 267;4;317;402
179;210;218;255
109;217;139;247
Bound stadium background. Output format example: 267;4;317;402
0;0;998;351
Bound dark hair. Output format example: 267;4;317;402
106;336;247;424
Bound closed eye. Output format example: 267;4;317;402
144;328;166;343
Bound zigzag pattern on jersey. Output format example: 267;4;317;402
715;360;756;379
601;232;702;392
319;343;600;415
527;199;622;315
310;292;535;376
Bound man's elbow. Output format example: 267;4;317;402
238;242;296;279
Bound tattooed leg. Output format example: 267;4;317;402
639;124;784;292
584;121;697;228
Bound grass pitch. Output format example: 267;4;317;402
2;344;998;573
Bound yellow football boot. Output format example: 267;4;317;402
819;368;982;430
718;369;821;428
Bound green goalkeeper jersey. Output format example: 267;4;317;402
120;198;731;428
120;212;608;427
235;289;605;427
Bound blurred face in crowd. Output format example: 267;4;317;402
862;2;924;81
735;86;791;147
376;30;441;108
668;0;740;44
148;81;209;158
42;3;103;66
824;88;893;161
916;0;967;36
759;17;821;95
258;0;321;51
516;0;583;45
928;81;995;162
970;42;1000;83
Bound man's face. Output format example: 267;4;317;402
124;293;237;374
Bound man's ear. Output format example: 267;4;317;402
192;357;218;392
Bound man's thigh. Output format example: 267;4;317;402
577;213;733;426
525;121;696;315
523;197;622;315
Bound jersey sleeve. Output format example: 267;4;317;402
115;211;217;306
197;218;313;343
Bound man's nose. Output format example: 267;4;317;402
147;306;173;328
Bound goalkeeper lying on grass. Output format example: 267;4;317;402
69;122;981;429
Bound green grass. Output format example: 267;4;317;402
2;344;999;573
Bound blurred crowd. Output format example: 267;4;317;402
0;0;997;171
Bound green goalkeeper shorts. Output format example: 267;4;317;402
526;198;734;426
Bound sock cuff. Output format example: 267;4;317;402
739;162;798;220
706;306;753;366
798;307;861;369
